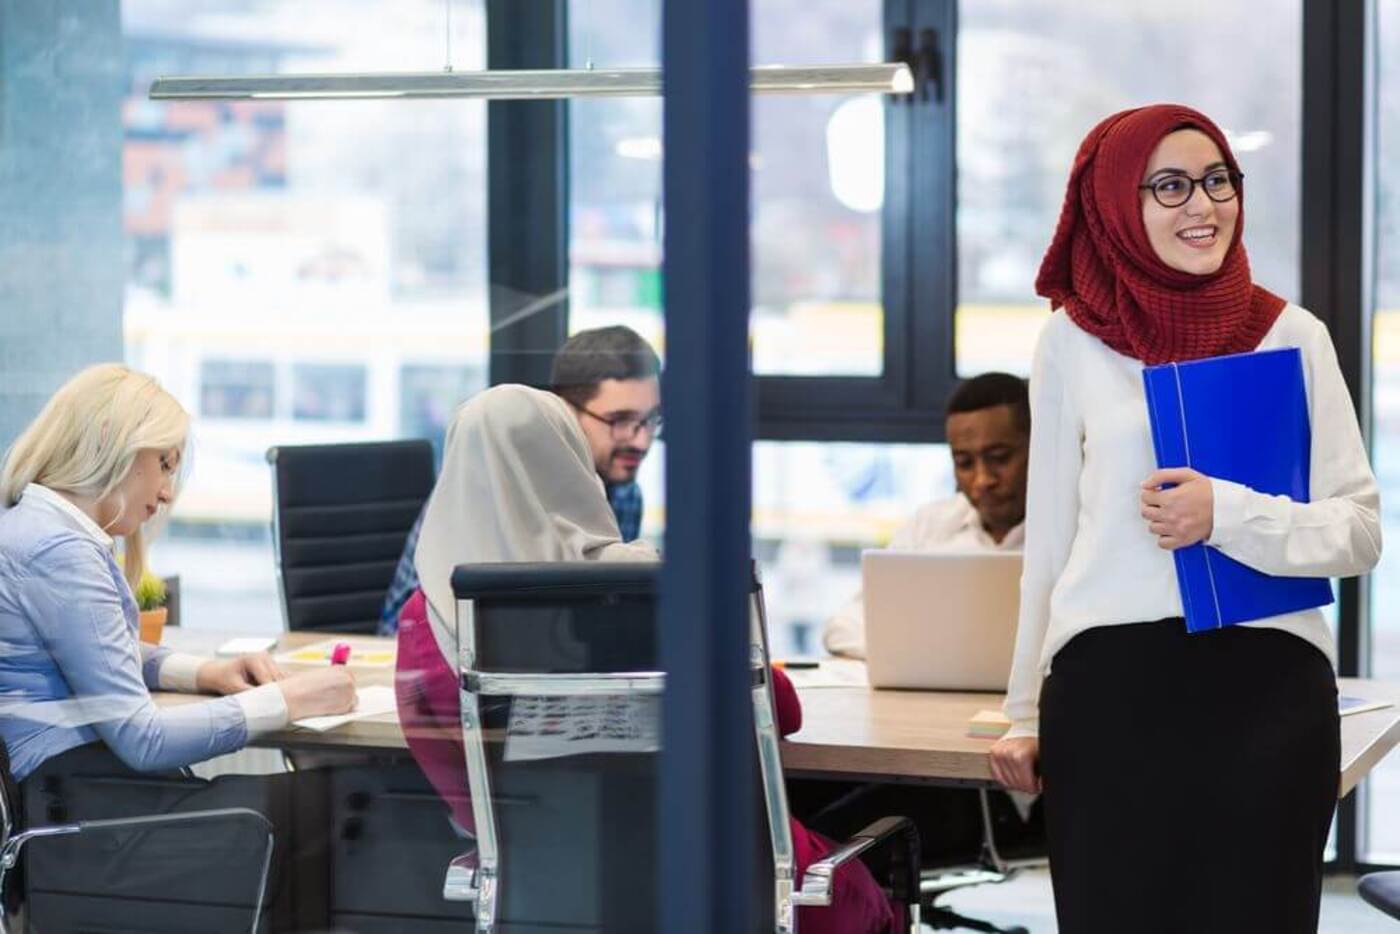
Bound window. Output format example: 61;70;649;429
562;0;957;649
563;0;955;441
749;2;884;378
956;0;1302;378
751;441;952;656
615;437;955;657
199;360;275;419
399;363;486;454
292;364;367;423
567;2;662;347
124;0;488;635
754;0;956;440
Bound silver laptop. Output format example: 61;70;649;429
862;550;1022;691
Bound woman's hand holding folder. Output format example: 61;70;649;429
1140;466;1214;550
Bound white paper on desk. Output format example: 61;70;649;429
1339;696;1395;718
504;694;660;762
292;685;396;732
778;660;869;689
216;636;279;658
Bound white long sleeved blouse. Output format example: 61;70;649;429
1002;304;1382;740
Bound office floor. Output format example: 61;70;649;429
932;868;1394;933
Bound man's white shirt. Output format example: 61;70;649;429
822;493;1024;658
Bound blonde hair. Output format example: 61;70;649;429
1;364;189;586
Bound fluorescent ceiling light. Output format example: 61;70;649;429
1225;129;1274;153
827;97;884;213
615;137;663;160
149;63;914;101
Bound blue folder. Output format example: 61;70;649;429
1141;347;1333;633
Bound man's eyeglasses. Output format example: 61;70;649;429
577;406;663;440
1139;168;1242;209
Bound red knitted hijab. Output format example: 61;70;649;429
1034;104;1284;365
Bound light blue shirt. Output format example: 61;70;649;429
0;484;249;781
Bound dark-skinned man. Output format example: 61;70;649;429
823;372;1030;657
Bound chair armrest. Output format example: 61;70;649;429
1359;871;1400;920
2;807;275;934
790;815;920;909
76;806;272;838
4;806;271;869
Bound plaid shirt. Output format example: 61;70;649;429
608;480;643;544
377;481;645;634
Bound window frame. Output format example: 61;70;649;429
756;0;956;444
487;0;959;442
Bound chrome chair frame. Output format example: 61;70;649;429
451;564;922;933
453;587;668;932
748;576;922;934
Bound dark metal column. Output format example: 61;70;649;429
486;0;569;388
1301;0;1377;870
658;0;756;928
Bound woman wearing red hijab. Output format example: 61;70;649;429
988;104;1381;933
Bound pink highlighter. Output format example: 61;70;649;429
330;642;353;666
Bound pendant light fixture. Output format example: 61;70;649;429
149;63;913;101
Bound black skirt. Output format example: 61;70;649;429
1039;619;1339;934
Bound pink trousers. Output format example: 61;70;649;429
394;588;475;834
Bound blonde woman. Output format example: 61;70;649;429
0;363;355;782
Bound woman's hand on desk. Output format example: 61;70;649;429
197;652;284;695
989;736;1042;794
1140;467;1214;550
278;668;357;720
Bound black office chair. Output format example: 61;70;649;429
446;562;921;933
1359;871;1400;920
267;440;435;633
0;742;275;934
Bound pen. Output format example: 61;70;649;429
330;642;352;666
774;660;820;670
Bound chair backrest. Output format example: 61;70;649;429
267;440;435;633
452;562;780;933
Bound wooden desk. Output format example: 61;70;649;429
157;631;408;751
784;674;1400;798
157;632;1400;797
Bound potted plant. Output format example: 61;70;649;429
135;572;168;644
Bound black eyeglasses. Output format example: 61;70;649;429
1138;168;1242;209
577;406;663;440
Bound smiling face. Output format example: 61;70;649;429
571;377;662;485
97;447;180;536
1140;128;1240;276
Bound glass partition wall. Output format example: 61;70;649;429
2;3;1395;932
1366;0;1400;865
